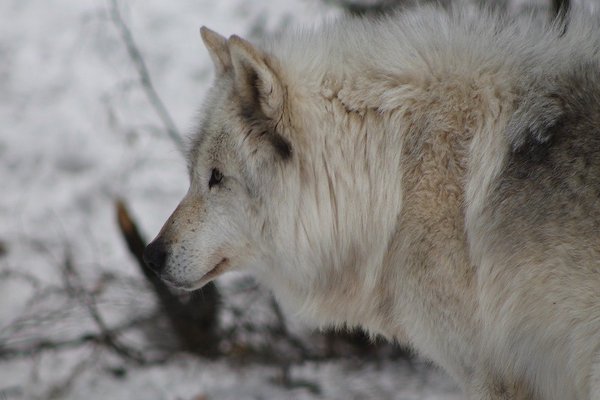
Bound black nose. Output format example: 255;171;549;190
143;238;167;274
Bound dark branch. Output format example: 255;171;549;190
115;199;221;358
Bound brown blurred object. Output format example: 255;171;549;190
116;199;221;358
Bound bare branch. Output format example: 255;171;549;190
0;312;162;362
107;0;185;154
0;269;40;289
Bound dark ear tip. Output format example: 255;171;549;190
228;34;242;43
228;35;258;58
199;26;210;40
200;26;210;39
200;26;226;45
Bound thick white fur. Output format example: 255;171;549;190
153;5;600;399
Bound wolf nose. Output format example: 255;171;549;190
143;238;167;274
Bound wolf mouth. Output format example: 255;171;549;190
161;258;230;290
201;257;230;282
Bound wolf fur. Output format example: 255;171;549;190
145;4;600;399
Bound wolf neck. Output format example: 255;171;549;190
260;11;528;371
266;59;514;375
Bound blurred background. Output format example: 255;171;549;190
0;0;593;399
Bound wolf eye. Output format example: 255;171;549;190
208;168;223;189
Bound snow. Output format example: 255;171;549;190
0;0;580;398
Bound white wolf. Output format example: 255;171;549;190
144;4;600;399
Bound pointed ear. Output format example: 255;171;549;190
228;35;284;120
200;26;231;75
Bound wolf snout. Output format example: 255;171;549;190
143;237;167;274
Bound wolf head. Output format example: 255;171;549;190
143;28;296;291
143;26;402;330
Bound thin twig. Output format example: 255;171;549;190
108;0;185;154
0;312;159;360
44;347;99;400
60;248;151;364
0;269;40;289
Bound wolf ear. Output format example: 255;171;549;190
200;27;231;75
228;35;284;120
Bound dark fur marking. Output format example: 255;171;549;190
238;106;292;161
240;103;256;120
511;120;563;174
552;0;570;20
491;64;600;252
269;133;292;160
506;91;565;155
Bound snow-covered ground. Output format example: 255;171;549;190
2;0;591;398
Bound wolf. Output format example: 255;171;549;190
143;4;600;399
